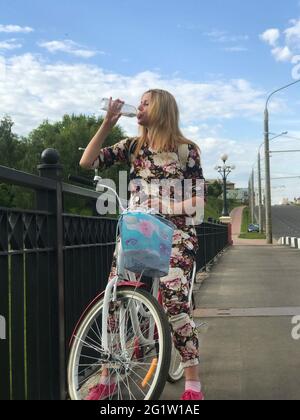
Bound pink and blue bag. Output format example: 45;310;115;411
120;211;175;278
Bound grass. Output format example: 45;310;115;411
239;232;267;239
205;197;223;220
205;197;241;221
239;207;266;240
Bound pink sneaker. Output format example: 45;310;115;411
85;383;117;400
181;390;205;400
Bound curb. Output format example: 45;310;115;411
278;236;300;249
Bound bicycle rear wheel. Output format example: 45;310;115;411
68;287;172;400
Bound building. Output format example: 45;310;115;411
226;188;249;203
205;179;236;191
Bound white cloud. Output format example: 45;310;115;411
0;53;270;137
205;31;249;44
260;29;280;47
0;53;285;188
271;46;293;62
284;19;300;46
223;46;248;52
38;40;103;58
0;39;22;50
260;19;300;77
0;24;34;33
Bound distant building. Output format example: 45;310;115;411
205;179;236;191
226;188;249;203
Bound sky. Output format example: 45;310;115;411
1;0;300;203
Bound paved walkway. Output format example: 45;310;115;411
162;243;300;400
194;244;300;400
161;208;300;400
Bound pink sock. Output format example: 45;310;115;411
185;380;201;393
100;376;115;386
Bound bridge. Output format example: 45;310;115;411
1;150;299;400
0;149;229;401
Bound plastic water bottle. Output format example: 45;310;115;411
100;98;137;118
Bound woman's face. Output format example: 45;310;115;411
137;92;152;127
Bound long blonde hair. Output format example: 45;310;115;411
134;89;197;157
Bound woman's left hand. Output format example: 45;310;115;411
142;197;161;211
142;197;176;215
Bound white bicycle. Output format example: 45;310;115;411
67;172;197;400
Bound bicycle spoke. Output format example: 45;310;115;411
74;334;104;354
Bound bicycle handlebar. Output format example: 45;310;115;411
68;174;173;219
69;174;127;212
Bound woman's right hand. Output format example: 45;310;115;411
104;97;124;128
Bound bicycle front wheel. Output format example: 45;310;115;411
168;342;184;383
68;287;172;400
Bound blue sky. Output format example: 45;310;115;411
1;0;300;202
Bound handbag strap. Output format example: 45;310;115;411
128;138;190;167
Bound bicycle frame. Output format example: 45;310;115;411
101;239;162;355
100;237;197;357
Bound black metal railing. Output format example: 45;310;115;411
0;148;230;400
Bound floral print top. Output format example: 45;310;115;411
92;138;205;252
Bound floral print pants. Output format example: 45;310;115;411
108;228;200;369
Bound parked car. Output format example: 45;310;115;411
248;224;260;233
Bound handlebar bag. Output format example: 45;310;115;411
120;211;175;278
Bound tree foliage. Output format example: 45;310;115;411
207;180;222;198
0;115;128;212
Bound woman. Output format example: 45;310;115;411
80;89;205;401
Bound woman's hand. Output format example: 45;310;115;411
141;197;174;214
104;98;124;128
143;197;161;211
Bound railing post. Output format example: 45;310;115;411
36;149;66;400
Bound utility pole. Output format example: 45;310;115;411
252;170;255;224
257;152;263;232
264;108;273;244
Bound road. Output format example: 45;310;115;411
272;205;300;239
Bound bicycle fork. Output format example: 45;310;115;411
101;276;161;356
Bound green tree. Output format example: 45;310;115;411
207;181;222;198
0;116;30;208
24;114;128;214
0;116;23;168
25;114;126;177
0;114;128;212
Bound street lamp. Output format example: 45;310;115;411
215;155;235;217
264;79;300;244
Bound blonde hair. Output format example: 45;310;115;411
134;89;197;157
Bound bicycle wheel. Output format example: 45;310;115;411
68;287;172;400
167;342;184;383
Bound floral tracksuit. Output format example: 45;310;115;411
93;138;205;368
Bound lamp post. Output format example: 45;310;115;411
264;79;300;244
215;154;235;217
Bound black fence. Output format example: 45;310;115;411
0;149;229;400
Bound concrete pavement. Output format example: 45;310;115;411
195;244;300;400
161;244;300;400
